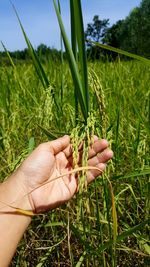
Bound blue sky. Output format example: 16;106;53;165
0;0;141;51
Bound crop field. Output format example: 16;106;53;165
0;1;150;266
0;58;149;266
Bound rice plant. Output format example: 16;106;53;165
0;1;149;266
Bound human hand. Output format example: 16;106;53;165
14;135;113;213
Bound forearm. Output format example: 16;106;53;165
0;173;32;267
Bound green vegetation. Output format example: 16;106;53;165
102;0;150;58
0;58;149;266
0;0;150;266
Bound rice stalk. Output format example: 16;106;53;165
1;42;38;106
89;68;107;136
37;86;54;128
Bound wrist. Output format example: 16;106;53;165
0;171;32;216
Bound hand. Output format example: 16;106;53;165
15;135;113;213
0;135;113;267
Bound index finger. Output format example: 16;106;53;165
46;135;70;155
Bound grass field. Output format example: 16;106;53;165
0;58;149;266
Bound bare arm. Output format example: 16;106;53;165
0;173;32;267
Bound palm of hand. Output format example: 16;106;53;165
18;136;113;213
20;143;77;213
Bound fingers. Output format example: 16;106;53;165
87;163;106;183
64;136;108;162
88;139;109;159
87;149;113;183
40;136;112;167
88;148;113;166
63;144;72;158
63;137;112;169
41;135;70;155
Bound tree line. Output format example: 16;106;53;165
105;0;150;58
85;0;150;60
0;0;150;63
0;45;62;65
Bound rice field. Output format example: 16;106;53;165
0;58;149;266
0;1;150;266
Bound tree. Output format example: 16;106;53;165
120;7;142;54
104;0;150;58
85;15;109;45
138;0;150;57
37;44;50;56
85;15;109;59
104;20;124;48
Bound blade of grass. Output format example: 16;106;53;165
1;42;15;68
11;3;49;89
53;0;88;122
98;219;150;253
113;168;150;180
58;0;64;104
75;251;86;267
109;181;118;242
73;0;89;114
87;40;150;65
70;1;77;60
38;124;68;139
69;218;150;255
70;0;79;123
28;137;35;154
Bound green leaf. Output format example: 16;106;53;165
75;251;86;267
45;221;64;227
113;168;150;180
87;40;150;65
12;3;49;89
138;239;150;255
53;0;88;122
73;0;89;115
98;219;150;253
70;0;79;122
37;124;68;139
28;137;35;153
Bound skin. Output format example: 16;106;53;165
0;135;113;267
